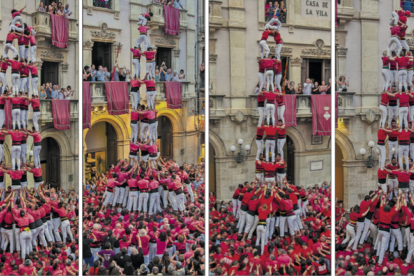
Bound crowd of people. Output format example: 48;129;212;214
335;8;414;275
82;157;206;275
265;1;287;23
38;1;73;17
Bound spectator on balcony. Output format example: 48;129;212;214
327;78;332;94
303;78;314;95
337;76;349;92
280;1;287;22
103;67;111;81
178;69;185;81
63;4;72;17
159;66;166;81
266;2;275;22
155;68;160;81
57;6;65;16
125;69;131;82
319;80;330;95
38;2;45;12
296;83;303;94
284;80;296;94
200;63;205;88
95;66;105;82
83;66;92;81
165;68;173;81
58;88;65;99
39;86;46;99
51;85;59;100
45;83;52;99
173;0;184;9
403;0;412;12
89;65;96;81
171;71;179;81
312;81;320;94
65;86;74;99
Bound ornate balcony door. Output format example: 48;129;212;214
41;62;59;86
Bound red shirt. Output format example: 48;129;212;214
380;205;398;224
130;79;140;88
138;26;149;34
395;93;410;107
396;56;410;69
143;51;156;61
131;48;141;59
378;168;388;180
261;30;273;41
392;170;411;182
393;130;410;142
7;170;23;180
380;93;390;106
264;127;278;138
273;59;282;74
382;56;390;67
29;168;42;177
264;91;277;101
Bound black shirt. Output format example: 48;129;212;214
131;248;144;270
83;238;93;259
114;253;132;268
103;236;117;249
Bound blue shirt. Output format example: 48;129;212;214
174;1;183;9
90;69;97;81
160;71;166;81
96;70;105;81
165;73;173;81
51;90;58;99
193;180;202;189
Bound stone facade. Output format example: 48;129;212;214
335;0;403;208
209;0;332;201
0;0;79;191
82;0;205;181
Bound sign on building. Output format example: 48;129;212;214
301;0;330;20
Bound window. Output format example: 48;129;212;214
41;61;59;85
92;42;112;70
301;59;330;85
155;47;172;70
265;0;287;23
93;0;112;9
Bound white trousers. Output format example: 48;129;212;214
377;230;391;264
266;103;275;125
399;145;410;168
277;138;286;159
31;77;39;96
10;16;24;32
410;105;414;123
146;91;156;109
399;70;408;92
388;36;402;57
377;144;386;169
256;139;263;160
32;111;40;132
33;145;41;168
342;224;356;248
20;110;26;129
389;178;399;198
265;70;274;91
382;69;391;91
11;145;21;171
390;228;403;252
20;143;27;164
275;43;283;60
30;45;37;63
117;187;126;204
11;74;20;96
259;40;270;59
175;193;185;211
138;193;149;212
389;140;399;160
186;183;194;202
3;43;18;59
274;74;282;93
379;105;388;128
146;63;154;79
232;198;238;217
132;59;140;78
168;191;178;211
149;192;162;214
0;73;6;94
256;224;266;254
131;124;138;143
137;15;148;26
277;105;285;124
135;35;149;51
257;107;265;127
131;91;140;110
400;106;409;128
103;191;113;206
149;123;157;143
265;140;275;162
20;230;31;259
112;186;120;206
353;221;364;250
60;219;73;244
258;72;265;92
18;46;25;62
390;70;398;87
52;217;61;242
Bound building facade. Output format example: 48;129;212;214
209;0;332;200
0;0;79;191
335;0;407;208
82;0;205;180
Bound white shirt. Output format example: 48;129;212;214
303;83;314;95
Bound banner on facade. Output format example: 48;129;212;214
51;100;71;130
311;95;331;136
275;95;297;127
105;82;129;115
83;82;91;129
164;6;180;35
50;14;69;48
165;82;182;109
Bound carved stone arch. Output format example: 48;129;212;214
209;129;227;158
285;127;307;152
88;114;129;141
156;108;184;133
40;128;73;157
335;130;356;160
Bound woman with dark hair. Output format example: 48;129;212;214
123;262;135;276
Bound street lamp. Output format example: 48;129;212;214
230;139;251;163
360;141;379;168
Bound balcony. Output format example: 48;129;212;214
32;12;78;42
146;4;188;30
337;92;356;117
248;94;313;118
38;100;79;125
88;81;191;106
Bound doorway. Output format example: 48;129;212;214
92;42;112;69
335;143;344;203
41;138;60;189
106;122;117;167
156;47;172;70
41;62;59;86
157;116;173;159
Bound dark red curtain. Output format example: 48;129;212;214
335;92;338;128
274;95;297;127
311;95;331;136
51;100;71;130
165;82;182;109
105;82;129;115
50;14;69;48
164;6;180;35
83;82;91;129
4;100;12;130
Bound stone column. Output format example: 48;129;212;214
61;63;69;88
290;57;302;87
337;47;347;83
36;61;43;93
172;49;181;73
83;41;94;67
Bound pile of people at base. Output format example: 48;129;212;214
0;185;79;275
209;181;332;276
82;157;206;275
